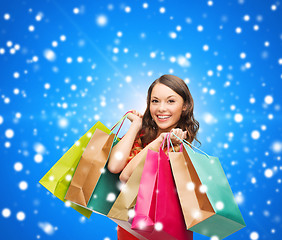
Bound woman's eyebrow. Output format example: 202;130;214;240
151;95;176;99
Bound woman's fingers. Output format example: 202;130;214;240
127;110;143;122
170;128;187;144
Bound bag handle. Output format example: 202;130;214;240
171;132;210;159
110;111;133;136
160;133;176;153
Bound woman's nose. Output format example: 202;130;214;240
158;102;167;111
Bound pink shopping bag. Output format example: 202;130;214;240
131;134;193;240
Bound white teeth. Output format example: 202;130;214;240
158;116;170;119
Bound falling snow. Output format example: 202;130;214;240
1;1;281;240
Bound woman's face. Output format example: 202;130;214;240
150;83;186;134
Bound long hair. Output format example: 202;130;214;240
140;74;201;148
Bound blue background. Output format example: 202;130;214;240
0;0;281;239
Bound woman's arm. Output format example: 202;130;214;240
107;111;143;174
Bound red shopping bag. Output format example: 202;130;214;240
131;134;193;240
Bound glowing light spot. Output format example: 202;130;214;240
38;222;56;235
58;118;68;128
169;32;177;39
159;7;166;13
66;57;72;63
77;56;83;62
154;222;163;231
235;192;244;204
28;25;35;32
4;13;10;20
215;201;224;210
235;27;242;34
211;236;219;240
264;95;273;104
143;3;148;9
114;151;124;161
251;130;260;140
14;162;23;172
203;44;209;51
71;84;77;91
253;25;259;31
5;129;14;139
207;1;213;6
125;6;131;13
2;208;11;218
244;15;250;21
264;169;273;178
73;8;79;14
34;154;43;163
186;182;195;191
234;113;243;123
271;141;282;153
60;35;66;41
271;5;277;11
240;52;246;59
128;209;135;218
106;193;116;202
16;211;26;221
197;25;203;31
65;174;72;181
250;231;259;240
96;15;108;27
177;56;190;67
13;72;20;78
19;181;28;190
43;49;56;62
199;184;207;193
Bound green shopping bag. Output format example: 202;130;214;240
181;139;246;239
39;121;111;218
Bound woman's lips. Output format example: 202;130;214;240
156;115;171;122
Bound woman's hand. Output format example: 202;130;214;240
149;128;187;151
127;110;143;129
170;128;187;145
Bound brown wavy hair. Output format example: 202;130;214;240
139;74;201;149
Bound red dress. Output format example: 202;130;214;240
117;132;146;240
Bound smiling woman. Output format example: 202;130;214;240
107;74;200;239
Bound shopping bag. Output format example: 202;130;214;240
172;135;246;239
65;113;129;214
39;121;111;218
107;147;148;220
169;145;215;229
108;148;149;240
86;136;121;215
131;134;193;240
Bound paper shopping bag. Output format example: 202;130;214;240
131;149;159;232
86;136;122;215
64;128;116;206
169;148;215;229
131;135;193;240
39;121;111;218
180;142;246;239
108;148;149;239
107;148;149;220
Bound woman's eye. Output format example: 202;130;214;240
168;100;175;103
151;99;158;103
